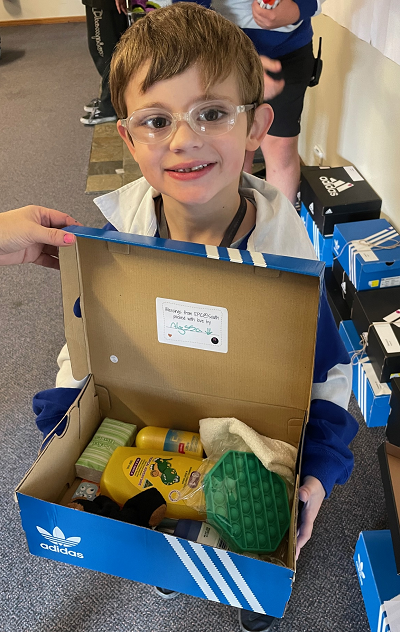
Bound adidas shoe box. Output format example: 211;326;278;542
300;203;333;265
333;219;400;291
339;320;391;427
15;227;325;619
352;286;400;383
332;258;357;311
300;165;381;237
324;267;351;327
354;530;400;632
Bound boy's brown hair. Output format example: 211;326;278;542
110;2;264;130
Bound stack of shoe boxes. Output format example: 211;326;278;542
333;218;400;427
300;165;381;267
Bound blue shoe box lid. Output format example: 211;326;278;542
333;219;400;291
354;530;400;632
339;320;391;427
300;203;333;265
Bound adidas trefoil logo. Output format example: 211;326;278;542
309;202;314;214
333;239;340;254
320;175;354;197
356;553;366;585
36;526;84;558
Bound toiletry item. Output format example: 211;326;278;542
136;426;203;458
100;447;205;520
75;418;137;483
257;0;280;8
174;519;228;549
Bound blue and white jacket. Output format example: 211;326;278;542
54;173;358;497
174;0;324;58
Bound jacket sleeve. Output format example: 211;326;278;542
300;288;358;497
296;0;322;21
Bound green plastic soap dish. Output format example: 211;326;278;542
203;450;290;554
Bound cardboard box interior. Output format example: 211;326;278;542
17;231;323;585
378;442;400;574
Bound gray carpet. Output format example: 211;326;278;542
0;22;388;632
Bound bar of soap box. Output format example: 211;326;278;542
75;417;137;483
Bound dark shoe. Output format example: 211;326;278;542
80;109;117;126
153;586;179;600
84;98;101;113
239;609;276;632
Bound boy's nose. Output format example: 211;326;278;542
168;120;204;151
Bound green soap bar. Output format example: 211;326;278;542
204;450;290;555
75;418;137;483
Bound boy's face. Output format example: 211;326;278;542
118;65;271;208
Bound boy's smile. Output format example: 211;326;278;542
118;64;272;244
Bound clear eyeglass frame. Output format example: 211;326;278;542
119;100;257;145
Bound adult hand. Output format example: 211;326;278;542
0;205;81;269
115;0;128;15
296;475;325;559
260;56;285;100
252;0;300;30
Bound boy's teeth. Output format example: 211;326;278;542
175;164;209;172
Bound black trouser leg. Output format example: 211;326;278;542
85;6;128;116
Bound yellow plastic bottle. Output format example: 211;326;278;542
135;427;204;458
100;447;205;520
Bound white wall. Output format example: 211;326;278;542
0;0;85;21
300;14;400;230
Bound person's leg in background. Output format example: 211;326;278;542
82;4;128;124
244;42;315;206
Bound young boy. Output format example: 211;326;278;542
54;4;358;630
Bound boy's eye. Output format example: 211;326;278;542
141;115;171;130
197;107;228;123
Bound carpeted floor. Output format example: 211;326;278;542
0;21;389;632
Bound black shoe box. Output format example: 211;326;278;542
332;258;357;311
352;287;400;382
324;267;351;328
300;165;381;236
387;377;400;447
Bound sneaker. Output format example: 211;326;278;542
80;109;117;126
239;609;276;632
153;586;179;600
84;98;101;113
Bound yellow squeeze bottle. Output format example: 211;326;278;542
100;447;205;520
135;427;203;458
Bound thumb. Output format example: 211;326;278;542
298;485;310;503
31;224;76;248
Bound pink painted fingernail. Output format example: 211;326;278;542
63;233;74;244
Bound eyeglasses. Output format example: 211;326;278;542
119;100;256;144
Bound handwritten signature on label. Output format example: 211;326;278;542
168;322;214;336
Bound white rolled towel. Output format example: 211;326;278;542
199;417;297;485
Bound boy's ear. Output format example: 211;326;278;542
245;104;274;152
117;120;138;162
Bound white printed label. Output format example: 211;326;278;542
381;275;400;288
383;309;400;324
373;322;400;354
351;240;379;262
362;362;391;397
343;166;364;182
156;298;228;353
197;523;228;549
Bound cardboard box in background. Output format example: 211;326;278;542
300;203;333;265
378;443;400;575
339;320;391;427
333;219;400;291
351;286;400;383
16;228;324;618
354;530;400;632
300;165;381;237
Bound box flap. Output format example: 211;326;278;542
377;442;400;574
59;228;323;447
